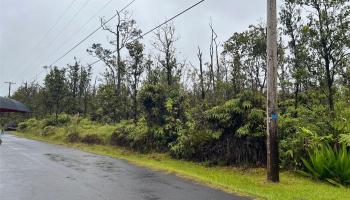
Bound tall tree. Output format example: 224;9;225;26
12;82;44;117
126;40;144;120
153;22;178;86
223;24;267;93
78;64;92;115
100;11;142;94
44;67;67;119
298;0;350;112
67;58;80;114
280;0;306;111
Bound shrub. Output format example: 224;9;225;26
139;84;168;126
280;127;334;169
301;144;350;187
26;118;41;127
81;134;103;145
110;121;135;147
110;118;183;152
138;84;190;152
333;97;350;136
43;114;71;127
169;92;268;167
57;114;71;125
170;122;221;160
18;122;28;131
43;116;57;127
66;132;81;143
205;91;266;137
340;134;350;146
17;118;41;131
110;120;155;152
41;126;56;136
278;103;339;169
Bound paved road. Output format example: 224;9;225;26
0;134;249;200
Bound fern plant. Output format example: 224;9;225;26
205;91;266;138
340;134;350;146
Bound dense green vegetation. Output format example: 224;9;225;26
6;0;350;191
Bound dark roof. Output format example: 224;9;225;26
0;97;30;113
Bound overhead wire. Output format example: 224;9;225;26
31;0;78;50
20;0;93;83
49;0;137;67
27;0;136;83
29;0;206;83
88;0;206;67
22;0;93;80
48;0;115;59
13;0;78;81
43;0;93;51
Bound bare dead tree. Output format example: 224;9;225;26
197;47;205;100
210;23;221;83
209;22;215;91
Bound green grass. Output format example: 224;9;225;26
13;131;350;200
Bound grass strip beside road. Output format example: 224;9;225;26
13;132;350;200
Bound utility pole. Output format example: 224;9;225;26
266;0;279;182
4;82;16;98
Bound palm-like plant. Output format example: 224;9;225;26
301;144;350;187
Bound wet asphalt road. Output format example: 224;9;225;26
0;134;249;200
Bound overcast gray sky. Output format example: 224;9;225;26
0;0;280;96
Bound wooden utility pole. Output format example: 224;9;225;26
266;0;279;182
4;82;16;98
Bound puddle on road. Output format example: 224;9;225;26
82;154;99;158
95;160;121;173
45;153;87;172
45;153;122;176
45;153;67;162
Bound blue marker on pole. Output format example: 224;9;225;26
271;113;278;120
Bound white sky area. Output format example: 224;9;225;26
0;0;283;96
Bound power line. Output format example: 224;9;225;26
44;0;93;51
88;0;206;66
49;0;137;67
13;0;78;80
25;0;92;76
29;0;206;83
137;0;205;45
19;0;92;81
27;0;137;83
32;0;78;50
47;0;115;63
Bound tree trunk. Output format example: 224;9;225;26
325;58;335;113
210;30;215;91
117;24;122;95
166;48;172;86
197;47;205;100
133;70;138;121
